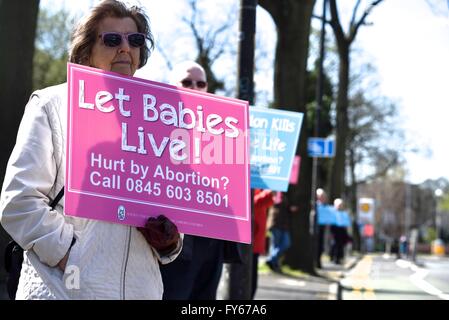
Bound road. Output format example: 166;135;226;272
340;254;449;300
254;271;334;300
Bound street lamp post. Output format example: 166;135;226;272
311;0;327;270
221;0;257;300
435;188;443;238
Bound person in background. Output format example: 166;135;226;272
0;0;182;300
316;188;328;268
399;234;408;259
159;61;242;300
252;189;274;299
170;61;209;91
331;198;350;265
266;192;291;273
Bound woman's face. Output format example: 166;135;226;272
90;17;141;76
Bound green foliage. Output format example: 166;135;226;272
305;64;334;138
33;49;68;90
304;64;334;188
257;259;308;278
440;193;449;212
280;265;308;278
423;227;437;244
347;68;405;184
32;7;77;91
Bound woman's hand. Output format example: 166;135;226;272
57;251;70;271
57;237;76;271
137;215;180;255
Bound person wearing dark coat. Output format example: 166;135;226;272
252;189;274;298
265;192;291;272
159;61;241;300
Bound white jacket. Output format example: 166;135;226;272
0;83;182;300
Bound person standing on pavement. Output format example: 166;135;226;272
252;189;274;299
330;198;350;265
266;192;291;272
316;188;329;268
159;61;242;300
0;0;182;300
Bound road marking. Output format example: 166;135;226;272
342;256;449;300
395;259;413;269
396;258;449;300
409;267;449;300
343;255;376;300
328;282;338;300
277;278;306;287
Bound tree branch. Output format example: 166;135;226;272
210;47;226;63
349;0;384;43
312;14;332;25
355;155;398;186
329;0;347;44
207;18;233;56
349;0;362;29
155;42;173;70
258;0;280;23
183;0;204;55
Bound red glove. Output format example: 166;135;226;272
137;215;180;255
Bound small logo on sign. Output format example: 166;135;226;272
360;203;371;212
118;205;126;221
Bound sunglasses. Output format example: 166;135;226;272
181;79;207;89
98;32;146;48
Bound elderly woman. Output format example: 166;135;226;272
0;0;181;300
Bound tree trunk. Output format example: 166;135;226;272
328;0;385;252
348;148;361;251
328;0;384;203
197;54;224;94
330;45;349;202
0;0;40;282
259;0;316;273
0;0;40;186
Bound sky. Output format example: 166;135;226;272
41;0;449;185
354;0;449;184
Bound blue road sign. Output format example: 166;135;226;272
308;137;335;158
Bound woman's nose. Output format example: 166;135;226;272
118;37;131;53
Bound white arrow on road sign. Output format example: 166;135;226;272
308;137;335;158
309;141;324;154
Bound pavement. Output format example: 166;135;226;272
253;254;361;300
0;254;361;300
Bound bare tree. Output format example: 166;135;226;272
0;0;40;282
259;0;317;273
184;0;237;93
157;0;238;94
346;78;403;249
327;0;384;203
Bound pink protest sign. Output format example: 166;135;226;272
289;155;301;185
65;63;251;243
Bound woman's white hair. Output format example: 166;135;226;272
334;198;344;209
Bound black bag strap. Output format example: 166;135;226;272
4;187;65;299
4;187;65;252
50;187;65;209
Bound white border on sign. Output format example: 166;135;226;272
250;106;303;182
67;64;250;221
